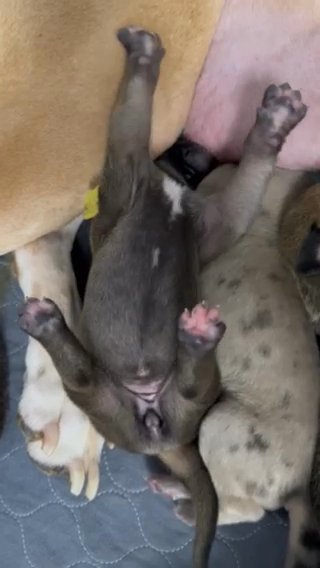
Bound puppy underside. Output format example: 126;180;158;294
18;28;226;568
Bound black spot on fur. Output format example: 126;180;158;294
246;481;257;496
229;444;239;454
246;482;267;499
282;413;293;421
301;528;320;551
227;278;241;291
268;272;283;283
240;309;273;334
217;276;226;287
246;425;269;452
258;343;271;358
281;391;291;410
257;486;268;498
241;357;251;371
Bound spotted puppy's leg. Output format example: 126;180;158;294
199;83;307;263
14;219;104;499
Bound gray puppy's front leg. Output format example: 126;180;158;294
19;297;93;393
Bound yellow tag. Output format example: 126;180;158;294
84;186;99;220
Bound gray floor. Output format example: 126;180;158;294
0;256;289;567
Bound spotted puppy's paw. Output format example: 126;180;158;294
178;303;226;354
19;297;64;339
255;83;307;152
117;26;165;62
18;338;105;500
149;475;195;526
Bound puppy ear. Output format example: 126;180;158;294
296;222;320;275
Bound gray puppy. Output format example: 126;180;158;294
18;29;310;568
19;27;225;568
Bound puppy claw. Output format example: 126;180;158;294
85;460;100;501
41;421;60;456
69;459;86;497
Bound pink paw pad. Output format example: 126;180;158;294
178;303;226;352
180;304;219;336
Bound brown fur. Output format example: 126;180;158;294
0;0;222;254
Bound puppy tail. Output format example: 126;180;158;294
285;492;320;568
160;443;218;568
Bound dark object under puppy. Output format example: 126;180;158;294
155;134;220;190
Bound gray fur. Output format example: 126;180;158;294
18;27;224;568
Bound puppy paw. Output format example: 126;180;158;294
117;26;165;61
19;297;64;339
178;303;226;353
256;83;307;151
174;500;195;526
149;475;190;500
19;341;104;500
27;415;104;501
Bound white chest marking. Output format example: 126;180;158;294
162;176;186;219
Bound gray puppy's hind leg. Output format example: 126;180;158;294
91;27;165;251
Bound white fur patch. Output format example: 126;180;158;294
162;176;186;219
152;247;160;268
15;220;104;500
